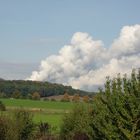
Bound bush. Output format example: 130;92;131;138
36;122;50;137
0;101;6;111
14;109;35;140
0;116;8;140
0;115;18;140
82;95;89;103
51;98;56;102
0;109;35;140
72;94;80;102
11;90;21;99
0;92;7;98
61;93;70;102
60;104;93;140
32;92;40;100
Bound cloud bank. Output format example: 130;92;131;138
27;25;140;91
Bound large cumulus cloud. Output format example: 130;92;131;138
27;24;140;91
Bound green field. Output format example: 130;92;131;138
0;98;75;133
0;98;74;110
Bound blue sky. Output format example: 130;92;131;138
0;0;140;82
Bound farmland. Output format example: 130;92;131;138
0;98;75;133
0;98;74;110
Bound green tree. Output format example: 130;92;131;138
11;90;21;99
91;69;140;140
0;92;7;98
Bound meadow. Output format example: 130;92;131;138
0;98;75;133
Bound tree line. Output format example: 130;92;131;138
0;80;93;98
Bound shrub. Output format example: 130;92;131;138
0;115;18;140
60;104;93;140
61;93;70;102
39;122;50;136
0;92;7;98
82;95;90;103
72;94;80;102
0;116;8;140
51;98;56;102
11;90;21;99
0;101;6;111
32;92;40;100
14;109;35;140
0;109;35;140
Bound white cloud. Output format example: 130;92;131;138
110;24;140;57
27;25;140;91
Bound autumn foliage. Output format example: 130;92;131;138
83;95;89;103
72;94;80;102
32;92;40;100
61;93;70;102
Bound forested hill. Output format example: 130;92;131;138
0;80;94;97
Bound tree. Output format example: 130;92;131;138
61;93;70;102
91;69;140;140
83;95;90;103
0;92;6;98
32;92;40;100
72;94;80;102
11;90;21;99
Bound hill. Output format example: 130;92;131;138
0;78;5;81
0;80;95;98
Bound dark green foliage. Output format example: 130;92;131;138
73;132;89;140
35;122;60;140
60;104;93;140
0;115;18;140
38;122;50;135
91;69;140;140
14;109;35;140
36;122;50;138
0;101;6;111
0;92;7;98
0;80;93;98
11;90;21;99
0;116;7;140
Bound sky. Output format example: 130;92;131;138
0;0;140;91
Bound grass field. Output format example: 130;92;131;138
0;98;74;110
0;98;75;133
